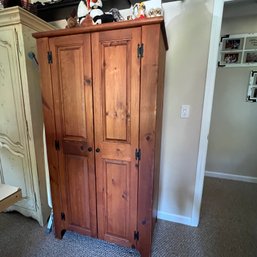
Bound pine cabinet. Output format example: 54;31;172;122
0;7;54;225
34;18;168;257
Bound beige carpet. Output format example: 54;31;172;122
0;177;257;257
152;177;257;257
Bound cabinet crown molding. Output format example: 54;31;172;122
0;6;54;31
33;16;168;50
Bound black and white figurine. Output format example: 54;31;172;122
89;0;115;25
77;0;90;24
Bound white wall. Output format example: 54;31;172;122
206;15;257;179
49;0;216;226
158;0;214;225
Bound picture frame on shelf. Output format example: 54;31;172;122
222;38;244;50
245;36;257;49
221;52;241;64
244;51;257;63
218;33;257;67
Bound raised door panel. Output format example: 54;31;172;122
92;28;141;247
49;34;97;237
0;27;36;212
65;156;91;231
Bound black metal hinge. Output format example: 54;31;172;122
61;212;65;220
55;140;60;151
48;51;53;64
134;231;139;241
137;44;144;58
135;148;141;161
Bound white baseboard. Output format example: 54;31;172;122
205;171;257;184
157;171;257;228
157;211;196;227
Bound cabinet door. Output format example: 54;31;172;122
49;34;97;237
0;27;37;214
92;28;141;247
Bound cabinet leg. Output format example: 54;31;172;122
54;229;66;239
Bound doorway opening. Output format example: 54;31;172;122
193;0;257;226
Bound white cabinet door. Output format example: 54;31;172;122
0;27;37;214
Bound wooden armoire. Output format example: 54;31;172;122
34;17;168;257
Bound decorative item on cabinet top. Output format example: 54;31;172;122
76;0;164;27
31;0;181;22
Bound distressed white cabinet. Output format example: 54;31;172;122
0;7;54;225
